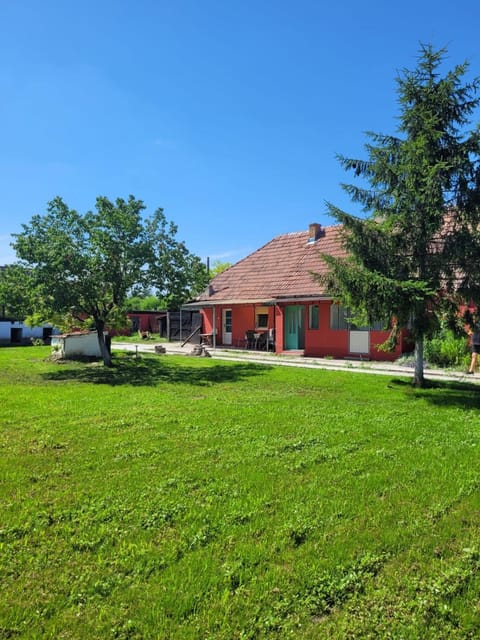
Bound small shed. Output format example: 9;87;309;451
51;331;109;359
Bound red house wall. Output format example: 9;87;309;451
303;301;346;357
201;302;408;361
201;305;276;347
302;302;404;361
201;308;214;335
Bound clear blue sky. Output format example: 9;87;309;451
1;0;480;266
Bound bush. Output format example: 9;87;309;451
424;329;470;368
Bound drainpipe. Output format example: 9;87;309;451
273;303;277;353
213;306;217;348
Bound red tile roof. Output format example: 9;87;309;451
196;224;346;303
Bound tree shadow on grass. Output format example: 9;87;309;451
388;378;480;410
41;353;269;387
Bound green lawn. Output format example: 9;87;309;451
111;333;166;344
1;346;480;639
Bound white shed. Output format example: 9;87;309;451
51;331;107;358
0;320;57;345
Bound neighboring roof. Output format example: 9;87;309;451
194;224;346;304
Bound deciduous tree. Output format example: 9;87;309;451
146;208;209;310
209;260;232;277
13;196;206;365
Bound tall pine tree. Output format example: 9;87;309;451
318;45;480;386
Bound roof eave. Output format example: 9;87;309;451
182;294;332;308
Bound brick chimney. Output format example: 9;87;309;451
308;223;322;243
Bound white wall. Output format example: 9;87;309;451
0;321;57;344
51;332;103;358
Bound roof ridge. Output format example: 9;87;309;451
273;223;343;239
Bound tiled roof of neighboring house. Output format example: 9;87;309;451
195;223;346;304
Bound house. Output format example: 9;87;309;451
186;223;412;361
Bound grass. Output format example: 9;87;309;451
111;333;166;344
1;346;480;639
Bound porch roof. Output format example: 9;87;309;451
182;295;332;309
183;298;275;309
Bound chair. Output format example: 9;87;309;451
267;328;276;351
245;330;256;349
256;332;268;351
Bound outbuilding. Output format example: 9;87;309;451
51;331;109;359
0;320;57;346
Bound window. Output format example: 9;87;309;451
257;314;268;328
330;303;386;330
255;306;269;329
309;305;319;329
370;319;387;331
330;304;349;330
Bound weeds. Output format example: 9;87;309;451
424;328;470;368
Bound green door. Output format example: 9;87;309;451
284;305;305;350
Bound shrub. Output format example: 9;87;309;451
424;329;470;368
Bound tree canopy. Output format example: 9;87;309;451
316;45;480;386
209;260;232;277
13;195;208;365
0;264;36;320
145;209;209;310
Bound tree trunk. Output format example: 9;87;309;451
413;336;425;387
96;319;112;367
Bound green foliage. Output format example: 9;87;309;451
321;253;434;333
424;328;470;368
2;347;480;638
145;208;209;310
316;45;480;386
0;263;36;319
12;196;206;364
209;260;232;277
124;294;162;311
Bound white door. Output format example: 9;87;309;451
223;309;232;345
349;330;369;354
